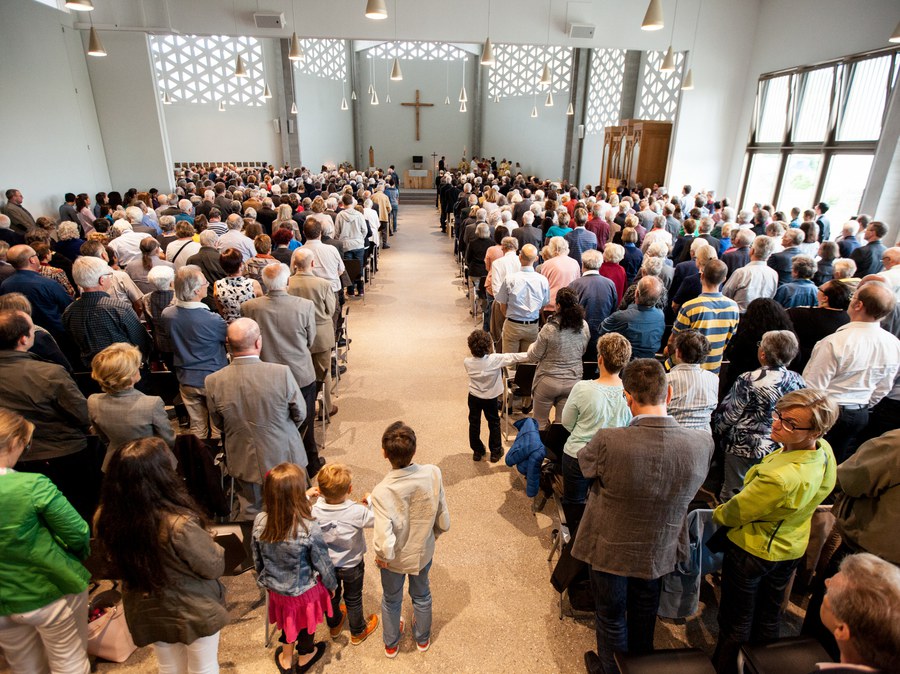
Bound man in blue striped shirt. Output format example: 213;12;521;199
666;259;739;374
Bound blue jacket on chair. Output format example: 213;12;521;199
505;417;546;497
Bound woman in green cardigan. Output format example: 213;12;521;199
712;389;839;674
0;407;92;673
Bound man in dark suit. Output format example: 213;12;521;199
850;221;888;277
574;359;714;674
815;201;831;243
568;250;617;362
565;208;599;267
512;189;533;225
0;214;24;247
671;218;698;265
513;210;543;250
186;230;226;309
722;228;753;278
768;228;804;285
836;221;862;259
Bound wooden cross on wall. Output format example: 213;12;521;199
401;89;434;141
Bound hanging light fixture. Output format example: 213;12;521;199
539;63;552;88
661;45;676;72
371;90;379;105
481;38;495;67
494;93;500;103
390;57;403;80
351;90;358;100
341;96;349;110
641;0;664;30
368;84;374;95
444;60;451;105
545;91;554;107
263;82;272;99
538;3;553;89
682;69;694;90
219;101;226;112
87;26;106;57
291;101;298;114
234;54;248;78
682;0;701;90
444;95;450;105
566;102;574;115
531;105;538;118
386;93;392;103
891;20;900;43
365;0;388;20
65;0;94;10
460;100;467;113
289;33;304;61
459;58;468;102
162;91;172;105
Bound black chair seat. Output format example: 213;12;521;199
614;648;716;674
740;637;832;674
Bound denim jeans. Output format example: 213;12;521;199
327;561;367;635
562;453;590;536
720;453;761;501
390;208;398;232
712;541;800;674
380;560;432;648
589;569;661;674
467;393;501;456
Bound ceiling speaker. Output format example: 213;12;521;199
568;23;595;39
254;13;285;29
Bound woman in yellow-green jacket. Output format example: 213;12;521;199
712;389;839;674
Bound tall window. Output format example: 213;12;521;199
636;50;684;122
585;49;626;134
294;39;347;81
488;44;573;99
150;35;266;105
740;48;899;229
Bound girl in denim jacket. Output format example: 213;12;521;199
252;463;337;673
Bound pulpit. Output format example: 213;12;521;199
600;120;672;191
404;169;433;189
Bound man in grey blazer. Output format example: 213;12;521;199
240;263;321;476
205;317;307;520
573;358;713;674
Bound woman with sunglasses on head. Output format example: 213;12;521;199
712;389;839;674
0;407;92;674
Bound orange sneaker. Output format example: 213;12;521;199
384;618;404;658
350;614;379;645
329;603;346;639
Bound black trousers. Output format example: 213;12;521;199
824;405;869;463
299;381;321;477
468;393;501;455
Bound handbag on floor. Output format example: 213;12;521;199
87;589;137;663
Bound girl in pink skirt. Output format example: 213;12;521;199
252;463;337;673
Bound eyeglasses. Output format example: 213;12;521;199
772;409;814;432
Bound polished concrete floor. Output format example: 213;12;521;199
21;204;805;674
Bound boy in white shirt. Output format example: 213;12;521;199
371;422;450;658
310;464;379;644
464;329;528;462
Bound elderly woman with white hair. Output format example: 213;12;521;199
142;264;177;367
55;221;85;262
539;236;581;313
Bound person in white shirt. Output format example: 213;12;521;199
371;422;450;658
107;221;148;265
803;281;900;462
488;237;520;350
879;247;900;299
641;215;673;253
464;329;528;462
722;235;779;312
215;214;255;262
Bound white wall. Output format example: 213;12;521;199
294;70;353;170
483;93;569;181
357;55;475;177
722;0;900;197
162;38;283;166
0;0;110;219
86;31;173;194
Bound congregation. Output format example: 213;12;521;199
0;162;899;674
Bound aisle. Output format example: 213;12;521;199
95;205;597;674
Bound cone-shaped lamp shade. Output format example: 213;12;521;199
162;91;172;105
341;96;349;110
218;101;225;112
566;102;574;115
539;63;551;87
371;90;379;105
263;83;272;99
460;100;467;113
641;0;664;30
385;93;391;103
289;33;303;61
66;0;94;10
531;105;538;118
545;91;554;107
661;46;676;71
494;93;500;103
351;91;357;100
682;68;694;90
390;58;403;81
444;95;450;105
890;20;900;43
234;54;248;78
459;86;468;103
365;0;388;20
481;37;495;66
291;101;298;114
368;84;374;95
87;26;106;56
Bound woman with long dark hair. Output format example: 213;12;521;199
76;193;96;235
125;237;174;294
722;298;794;392
527;287;590;429
94;437;228;673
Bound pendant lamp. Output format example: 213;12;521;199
234;54;248;78
390;58;403;81
661;46;675;72
162;92;172;105
460;100;467;113
539;63;551;88
219;101;226;112
566;102;574;115
65;0;94;10
545;91;554;107
371;90;379;105
891;20;900;43
641;0;664;30
341;96;349;110
263;83;272;99
682;68;694;90
386;93;391;103
351;91;358;100
459;86;467;103
291;101;298;114
531;105;538;118
365;0;387;20
481;38;495;66
87;26;106;56
289;33;304;61
444;95;450;105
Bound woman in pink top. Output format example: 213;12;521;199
540;236;581;312
481;225;509;331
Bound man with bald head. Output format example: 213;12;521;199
878;246;900;299
0;244;72;338
804;282;900;461
496;243;549;353
205;317;308;519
